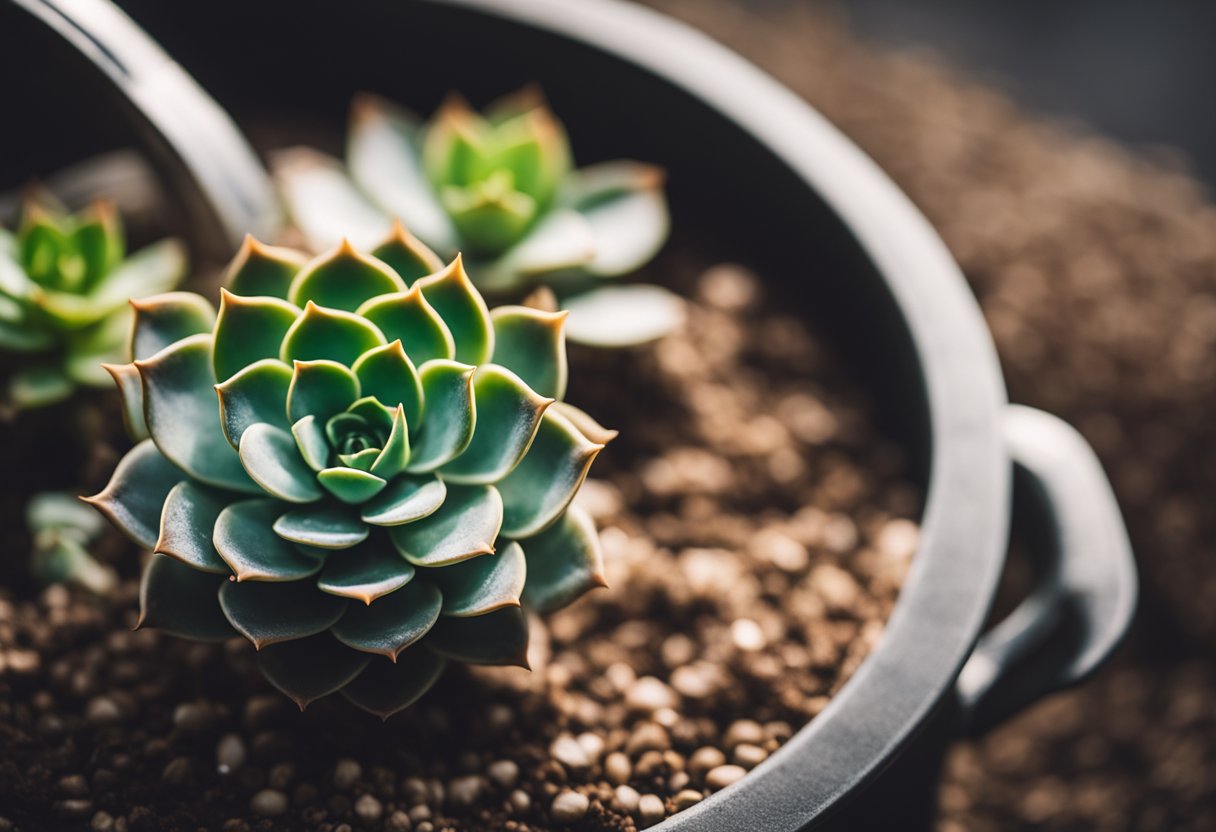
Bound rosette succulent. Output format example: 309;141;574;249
0;198;186;407
274;88;684;347
86;227;613;716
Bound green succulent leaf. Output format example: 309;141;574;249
63;307;130;385
489;305;568;400
347;93;459;252
339;447;381;472
84;438;184;549
225;235;309;299
274;504;369;550
549;401;619;445
351;340;423;427
356;285;455;367
318;466;388;504
9;364;73;409
388;484;501;567
69;202;124;289
214;498;325;581
406;360;476;473
415;257;494;365
498;408;603;538
487;209;595;286
346;396;396;436
432;540;526;617
561;161;669;276
424;605;530;668
280;300;386;367
273;147;393;251
561;284;685;348
370;220;445;285
27;491;106;538
90;238;188;311
370;406;410;479
238;423;324;504
155;481;232;573
441;174;538;255
0;316;53;352
138;554;234;641
130;291;217;361
288;239;407;313
219;578;347;649
331;579;442;660
212;290;301;383
215;358;294;448
287;359;361;423
258;632;373;710
360;474;445;527
520;505;607;613
292;415;331;471
439;364;550;485
341;646;447;719
317;539;416;604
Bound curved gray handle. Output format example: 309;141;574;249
957;405;1137;734
8;0;279;256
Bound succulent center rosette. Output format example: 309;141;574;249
87;224;613;717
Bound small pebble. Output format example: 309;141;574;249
386;810;412;831
577;731;605;762
58;774;89;797
354;793;383;824
216;734;246;774
90;811;114;831
161;757;191;785
250;789;288;817
614;784;641;813
625;722;671;755
730;618;767;651
723;720;764;748
688;747;727;776
673;789;704;811
604;751;632;785
706;765;748;790
85;697;121;725
172;702;212;734
638;794;666;827
734;743;768;768
550;734;591;770
509;789;531;813
333;758;362;790
408;805;432;823
550;790;590;823
626;676;679;712
487;759;519;789
447;775;483;807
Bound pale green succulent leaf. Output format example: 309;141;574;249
352;340;423;428
406;360;475;473
439;364;550;485
219;578;347;649
287;359;361;424
273;503;369;550
415;257;494;365
489;305;568;400
370;406;410;478
347;93;459;252
84;438;184;549
288;240;406;313
155;481;232;574
0;317;53;352
561;284;685;348
388;484;501;566
317;539;416;604
215;358;294;448
424;605;529;668
432;540;526;617
212;290;301;383
342;645;447;719
27;491;106;538
318;466;387;504
280;300;386;367
138;553;234;641
549;401;619;445
361;474;445;527
273;147;392;251
520;505;607;613
225;236;309;299
357;287;454;367
214;498;326;581
238;423;324;504
498;408;603;538
32;534;117;594
92;238;188;310
339;447;380;472
103;362;149;440
561;161;669;276
292;415;330;471
0;250;37;301
130;291;217;362
258;632;373;710
330;578;442;660
9;364;73;409
63;306;130;385
441;177;537;255
370;221;445;286
421;95;486;189
484;209;595;287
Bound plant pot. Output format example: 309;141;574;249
2;0;1138;828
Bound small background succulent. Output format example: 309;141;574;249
273;87;685;347
28;491;117;595
0;195;186;409
87;228;611;717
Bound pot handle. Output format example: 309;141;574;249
8;0;279;256
956;405;1137;734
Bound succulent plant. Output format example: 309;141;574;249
28;491;117;594
0;197;186;408
86;228;612;716
274;88;684;347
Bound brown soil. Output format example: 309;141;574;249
0;262;919;831
643;1;1216;829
